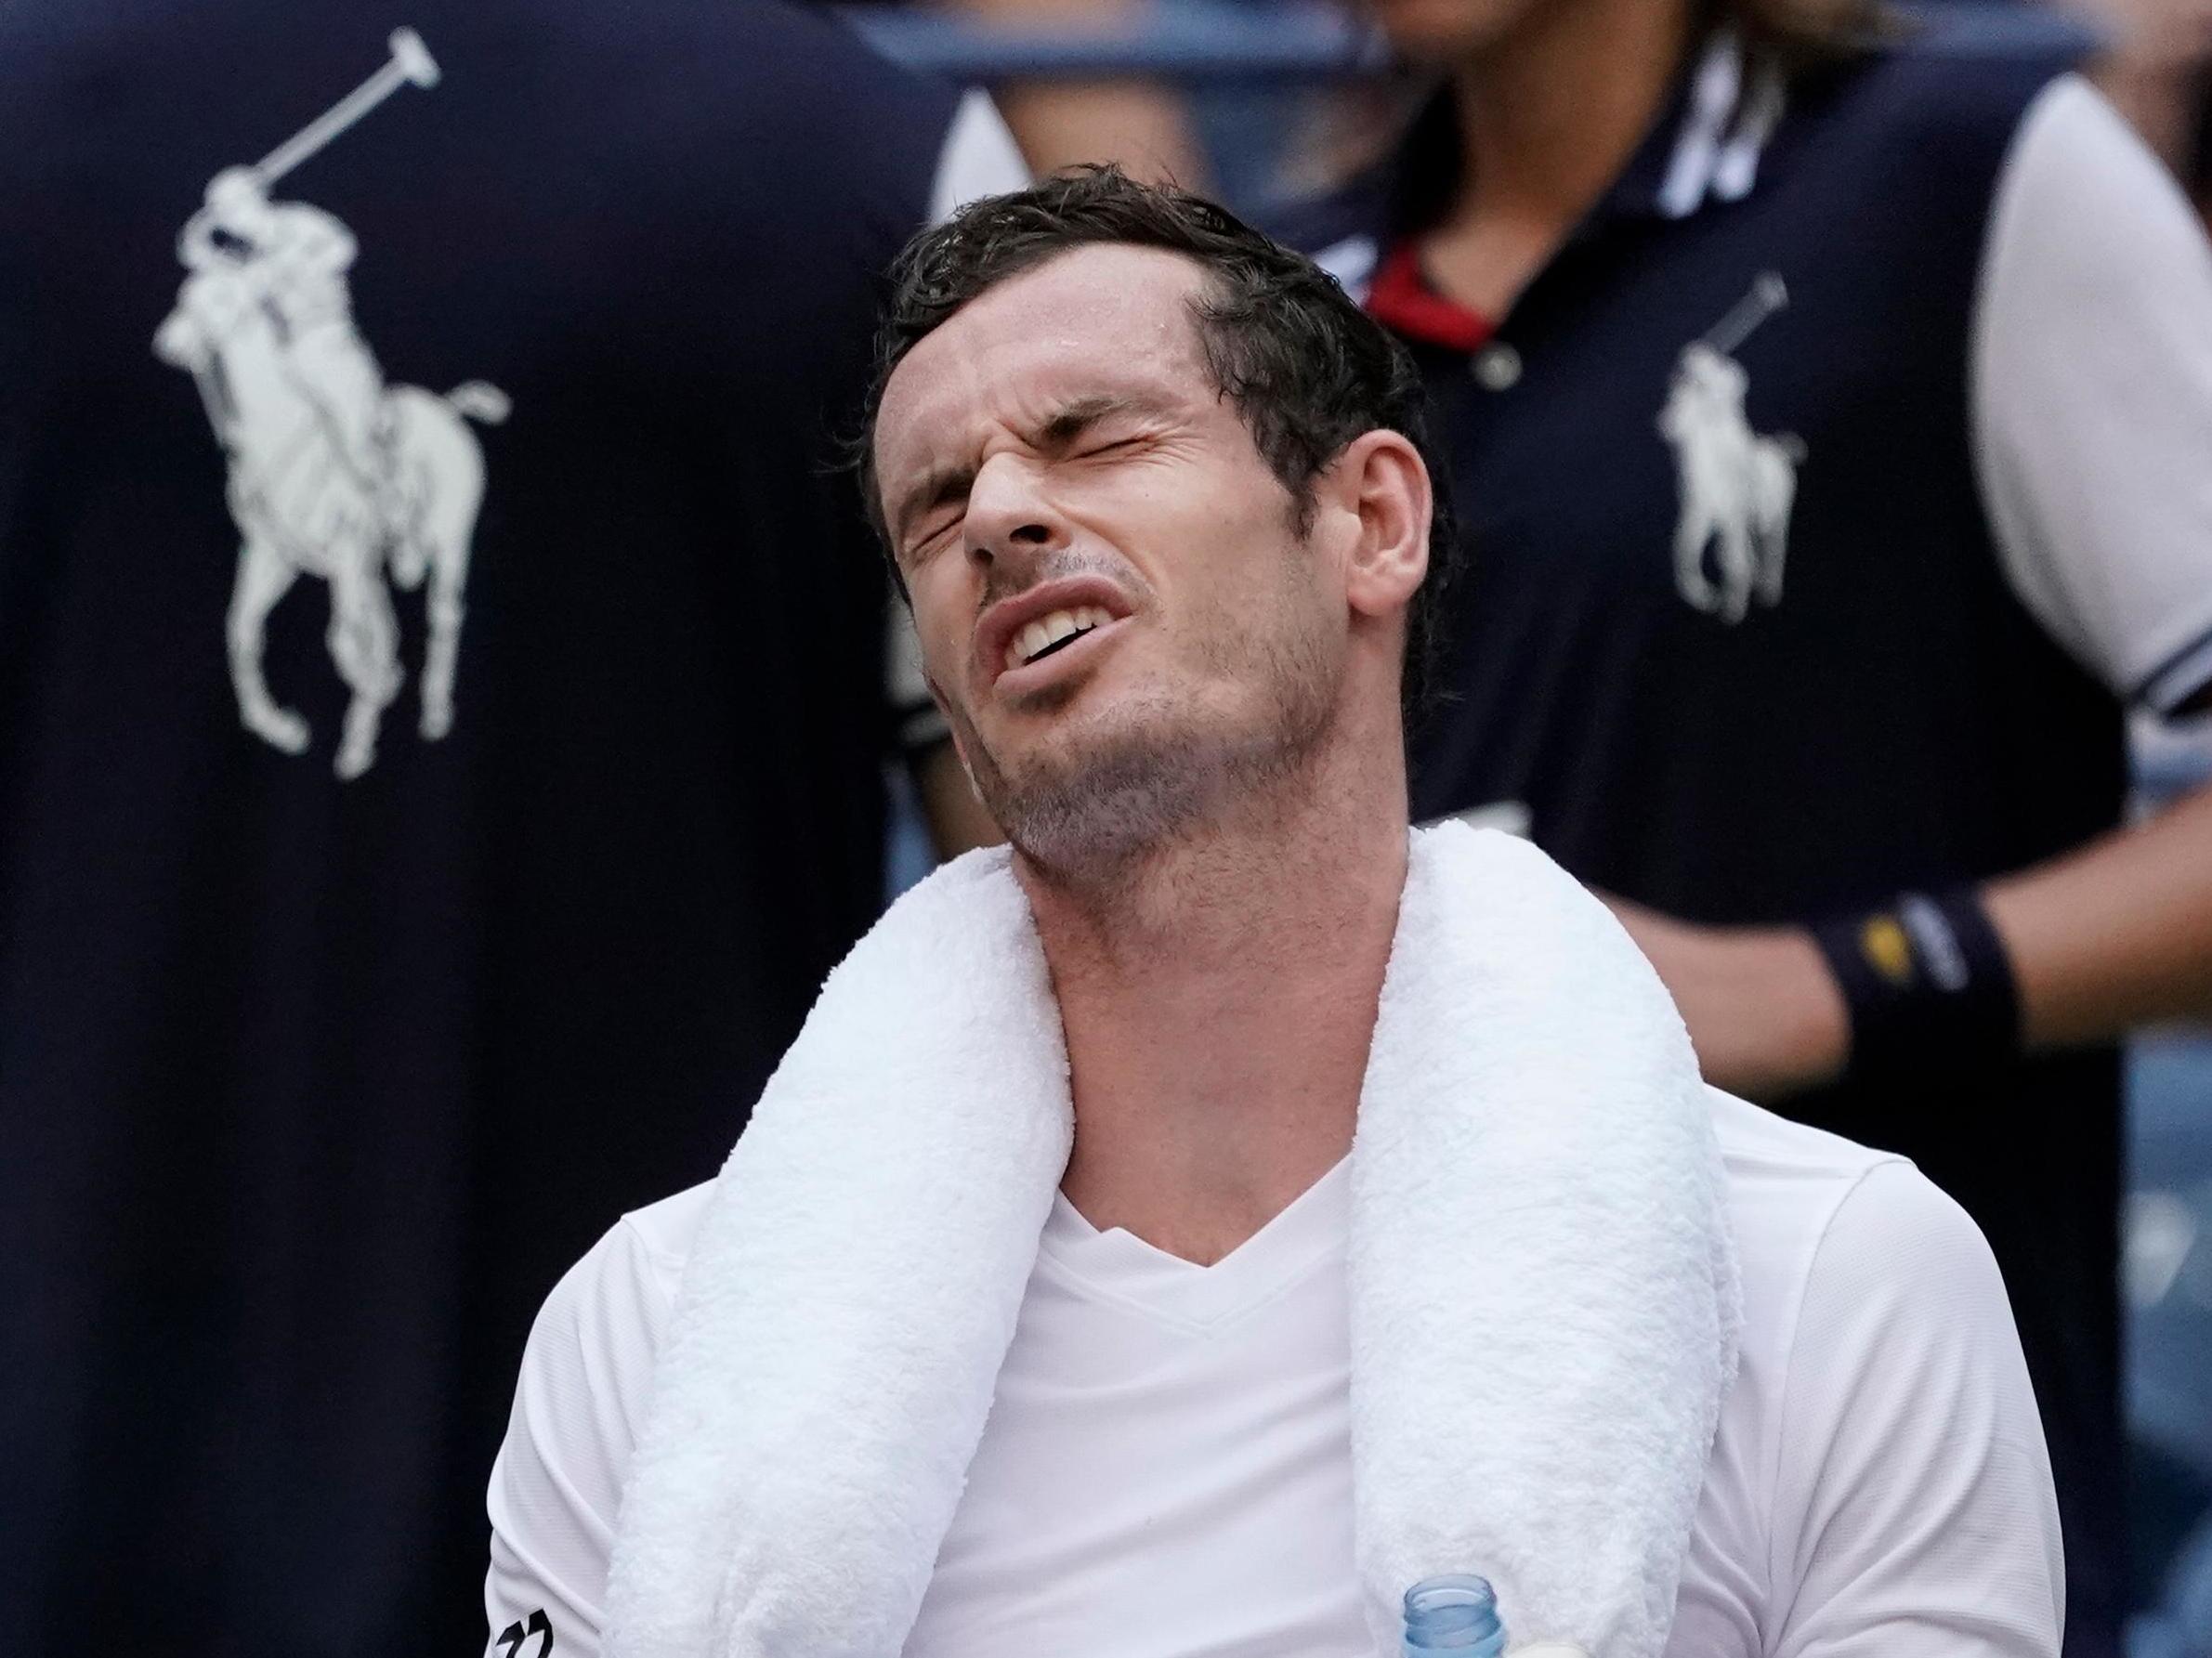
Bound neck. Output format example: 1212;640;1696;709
1434;0;1695;255
1015;713;1409;1266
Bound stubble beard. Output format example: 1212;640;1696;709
955;601;1341;886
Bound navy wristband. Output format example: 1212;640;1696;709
1810;888;2022;1082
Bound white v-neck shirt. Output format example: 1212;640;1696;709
905;1160;1367;1656
485;1093;2062;1656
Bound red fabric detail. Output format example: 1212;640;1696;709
1364;241;1494;354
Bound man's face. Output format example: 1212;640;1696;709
873;245;1348;868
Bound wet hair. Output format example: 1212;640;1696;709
858;164;1460;733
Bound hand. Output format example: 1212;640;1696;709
1602;895;1849;1101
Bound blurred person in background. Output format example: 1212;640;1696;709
1250;0;2212;1650
0;2;1019;1653
936;0;1214;183
2069;0;2212;198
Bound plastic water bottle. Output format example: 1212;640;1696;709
1402;1574;1508;1657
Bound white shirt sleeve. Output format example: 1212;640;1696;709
1973;73;2212;715
1767;1160;2065;1656
483;1217;677;1658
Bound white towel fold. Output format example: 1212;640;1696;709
606;824;1741;1658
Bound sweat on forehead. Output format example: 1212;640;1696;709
871;247;1216;482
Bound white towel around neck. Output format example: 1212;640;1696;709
606;824;1741;1658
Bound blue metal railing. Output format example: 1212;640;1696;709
834;0;1386;83
831;1;2096;84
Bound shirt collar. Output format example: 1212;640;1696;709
1366;239;1496;351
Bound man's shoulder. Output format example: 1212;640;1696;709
1709;1087;1922;1288
1708;1087;2001;1353
514;1181;715;1414
1693;1107;2061;1645
609;1179;718;1290
534;1179;716;1345
1709;1086;1897;1191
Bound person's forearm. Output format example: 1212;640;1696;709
1607;777;2212;1100
1984;777;2212;1047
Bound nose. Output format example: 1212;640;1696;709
962;451;1067;570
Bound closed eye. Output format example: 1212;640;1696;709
903;515;963;566
1073;433;1148;463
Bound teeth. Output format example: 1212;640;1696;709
1005;606;1112;671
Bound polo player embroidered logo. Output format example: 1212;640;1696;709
1658;272;1803;625
152;28;508;779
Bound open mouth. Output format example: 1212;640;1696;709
1004;606;1115;673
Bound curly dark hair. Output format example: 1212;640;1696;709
858;164;1459;735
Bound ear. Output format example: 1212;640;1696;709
1320;429;1432;623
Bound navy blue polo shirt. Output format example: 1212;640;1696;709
1285;28;2212;1654
0;4;1019;1651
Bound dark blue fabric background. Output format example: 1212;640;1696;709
0;4;956;1649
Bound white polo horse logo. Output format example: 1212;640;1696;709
1658;273;1803;624
153;29;507;779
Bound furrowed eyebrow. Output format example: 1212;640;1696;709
889;391;1166;549
890;461;976;552
1033;394;1142;450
